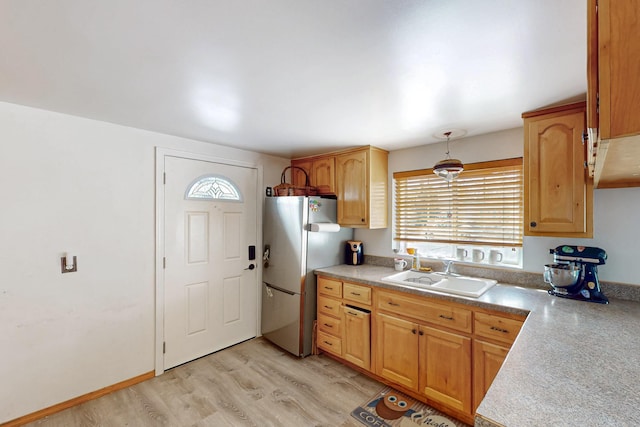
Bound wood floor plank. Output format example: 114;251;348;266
24;337;382;426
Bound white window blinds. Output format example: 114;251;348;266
394;158;523;247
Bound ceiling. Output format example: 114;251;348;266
0;0;587;158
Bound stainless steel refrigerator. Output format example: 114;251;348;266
261;196;353;356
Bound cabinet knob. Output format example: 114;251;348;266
361;218;365;222
530;221;537;227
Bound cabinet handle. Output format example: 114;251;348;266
347;311;359;316
323;323;333;328
361;218;365;222
490;326;509;334
411;329;417;334
324;305;333;310
419;330;424;336
324;286;333;290
350;292;361;296
323;341;333;346
387;301;400;306
439;314;454;321
530;221;537;227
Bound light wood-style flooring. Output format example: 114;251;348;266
25;337;383;426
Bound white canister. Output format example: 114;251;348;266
394;258;408;271
489;249;504;264
472;249;485;263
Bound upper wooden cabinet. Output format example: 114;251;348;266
290;159;314;188
291;157;335;194
523;102;593;237
587;0;640;188
291;146;388;229
336;147;388;229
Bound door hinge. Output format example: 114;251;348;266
163;257;166;269
163;172;166;184
163;342;166;354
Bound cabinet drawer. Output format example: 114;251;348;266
376;290;472;333
343;282;371;305
420;299;472;333
318;276;342;298
317;330;342;356
318;313;341;337
474;312;523;344
318;295;342;318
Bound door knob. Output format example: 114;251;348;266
244;264;255;270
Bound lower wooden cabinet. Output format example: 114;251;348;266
317;277;343;356
375;313;419;390
342;306;371;370
471;311;523;410
419;326;472;414
375;313;472;413
317;276;371;367
473;339;510;410
316;275;525;424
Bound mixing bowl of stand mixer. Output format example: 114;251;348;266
543;263;581;290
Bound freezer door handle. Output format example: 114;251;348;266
264;282;296;295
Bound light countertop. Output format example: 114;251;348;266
314;264;640;427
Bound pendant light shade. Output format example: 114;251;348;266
433;131;464;182
433;158;464;181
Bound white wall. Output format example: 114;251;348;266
356;128;640;285
0;102;290;423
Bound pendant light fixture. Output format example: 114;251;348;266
433;131;464;182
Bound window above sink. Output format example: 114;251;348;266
392;158;524;269
395;241;523;269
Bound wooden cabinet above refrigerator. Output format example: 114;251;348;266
291;146;388;229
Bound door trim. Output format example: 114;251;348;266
154;147;263;375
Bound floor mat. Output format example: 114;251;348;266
351;386;469;427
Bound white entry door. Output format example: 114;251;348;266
163;155;258;369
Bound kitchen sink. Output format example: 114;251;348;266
381;270;497;298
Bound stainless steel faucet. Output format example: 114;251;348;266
442;260;459;276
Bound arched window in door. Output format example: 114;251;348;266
185;175;242;201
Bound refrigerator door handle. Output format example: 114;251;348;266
264;282;297;296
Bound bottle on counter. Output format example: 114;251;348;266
407;248;420;270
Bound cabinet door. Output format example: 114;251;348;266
597;0;640;140
418;325;472;414
336;150;368;227
473;340;509;411
290;159;313;187
313;157;335;194
342;307;370;370
375;313;419;390
524;106;592;236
